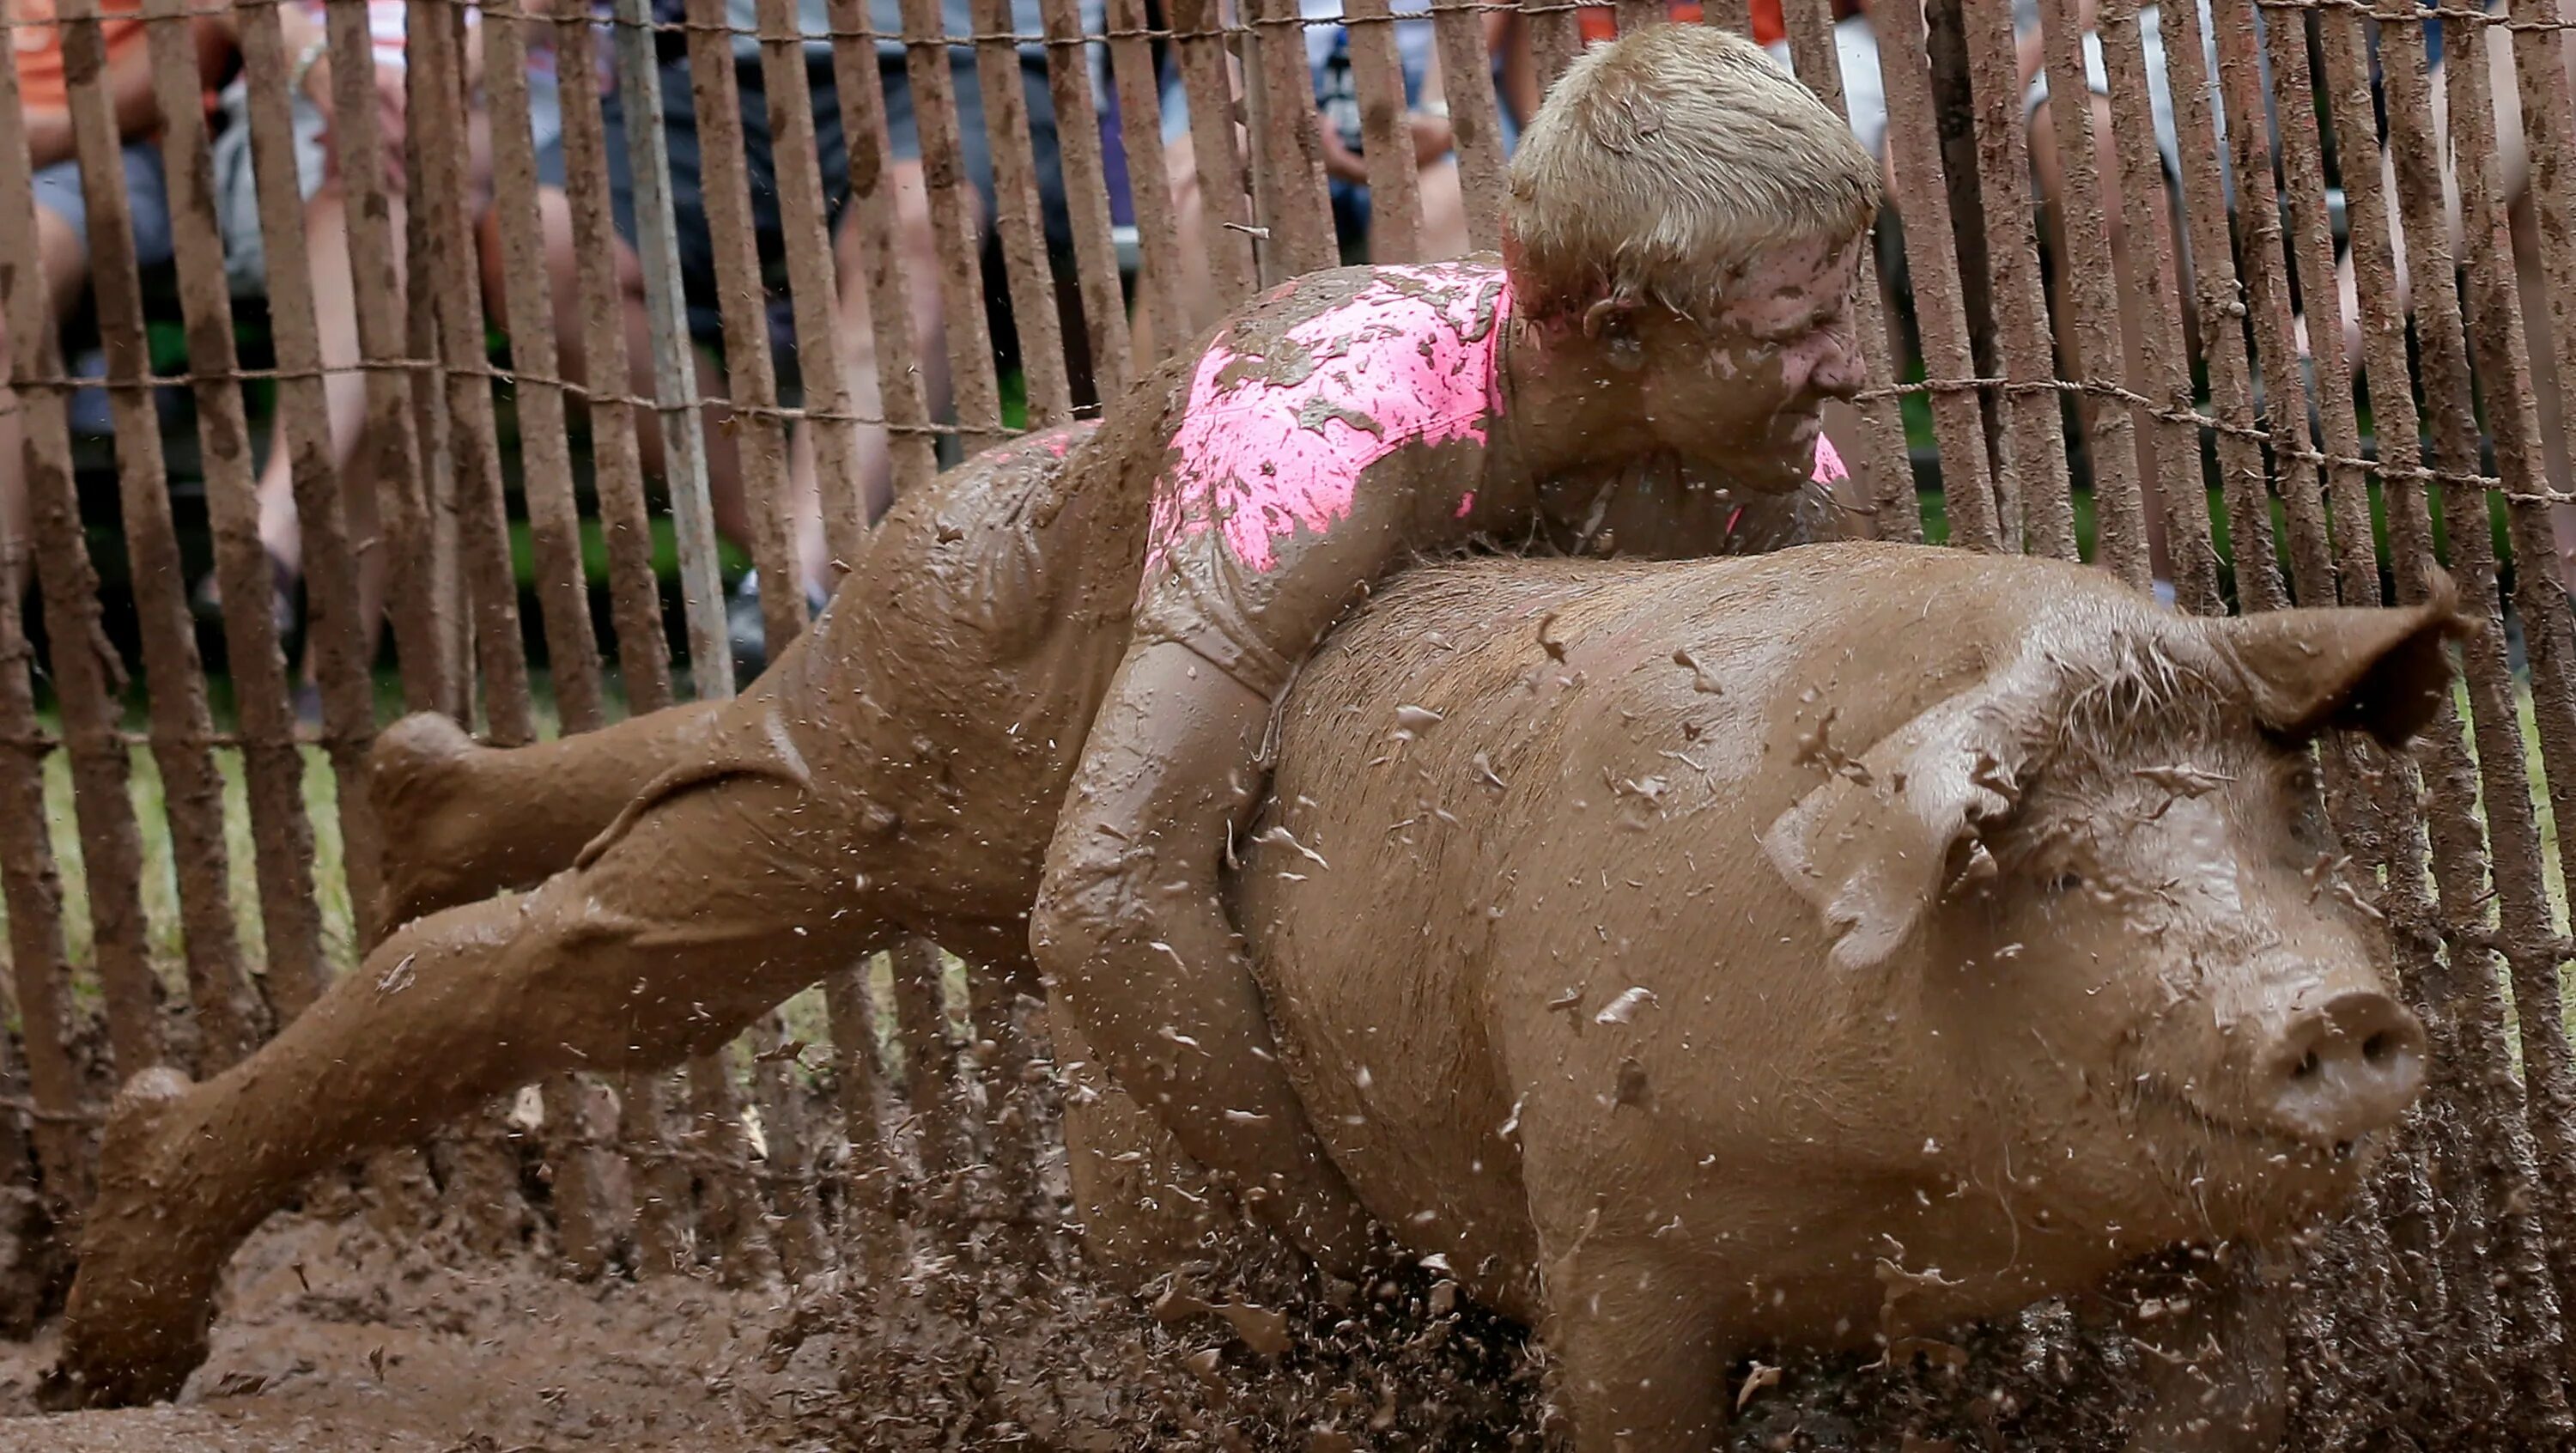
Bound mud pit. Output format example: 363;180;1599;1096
5;1082;2298;1452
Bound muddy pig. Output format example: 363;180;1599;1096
1086;542;2459;1452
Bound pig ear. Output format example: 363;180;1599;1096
2218;568;2476;749
1761;686;2034;976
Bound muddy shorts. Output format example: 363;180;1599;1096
534;45;1072;350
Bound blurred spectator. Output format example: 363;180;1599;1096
200;2;547;716
514;0;1075;672
0;0;185;602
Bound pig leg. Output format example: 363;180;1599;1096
44;757;893;1410
1538;1238;1730;1453
2113;1245;2290;1451
368;700;732;927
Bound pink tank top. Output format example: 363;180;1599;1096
1144;262;1513;590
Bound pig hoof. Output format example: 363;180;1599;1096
44;1067;217;1410
369;711;485;925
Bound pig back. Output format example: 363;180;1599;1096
1239;544;2048;1301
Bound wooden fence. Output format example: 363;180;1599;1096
3;0;2575;1442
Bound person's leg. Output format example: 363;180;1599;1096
6;164;107;604
368;697;730;926
47;699;892;1407
1416;155;1469;259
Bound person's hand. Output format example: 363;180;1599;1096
1316;112;1370;183
1406;106;1454;166
305;51;411;197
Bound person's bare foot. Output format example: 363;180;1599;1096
40;1067;220;1409
369;711;493;927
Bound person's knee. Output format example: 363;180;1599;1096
1029;840;1151;1021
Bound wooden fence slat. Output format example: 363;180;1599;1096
824;0;942;501
750;1009;830;1281
1103;0;1189;353
485;2;624;1274
1344;0;1425;264
2316;13;2482;1399
755;0;868;588
971;0;1075;425
1956;0;2074;562
2090;0;2218;611
606;0;729;696
143;0;331;1036
484;3;609;738
0;548;81;1206
1867;0;1998;551
409;0;535;745
890;939;963;1195
1778;0;1912;537
553;7;674;709
2145;0;2280;613
2208;0;2332;606
899;0;1010;457
1525;0;1578;100
2372;15;2558;1426
2442;0;2576;1370
59;0;259;1072
824;965;901;1280
1040;0;1134;401
400;82;468;723
1429;0;1504;253
321;0;444;731
622;1071;690;1274
1698;0;1747;33
1172;0;1258;310
687;1037;781;1285
0;17;161;1078
1249;0;1339;277
234;0;383;971
1612;0;1660;40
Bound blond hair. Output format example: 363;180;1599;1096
1504;21;1882;325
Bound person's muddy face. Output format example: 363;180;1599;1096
1620;235;1866;492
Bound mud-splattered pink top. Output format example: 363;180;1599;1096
1143;261;1513;587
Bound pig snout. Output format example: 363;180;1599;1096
2253;988;2426;1146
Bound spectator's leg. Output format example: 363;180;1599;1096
4;171;104;605
1416;155;1469;260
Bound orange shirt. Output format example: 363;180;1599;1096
9;0;150;115
1574;0;1795;47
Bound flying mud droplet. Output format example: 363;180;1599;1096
1612;1058;1649;1108
376;953;417;996
1736;1360;1782;1411
1594;986;1659;1025
1392;704;1443;742
1472;752;1509;789
1672;647;1722;694
1535;611;1568;662
1220;1301;1293;1358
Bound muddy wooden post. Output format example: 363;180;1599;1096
550;9;671;711
2146;0;2281;614
890;940;964;1205
1103;0;1189;355
964;965;1041;1256
755;0;867;599
1427;0;1503;253
1920;0;2010;539
1344;0;1424;264
483;0;623;1278
409;0;535;743
1866;0;1999;552
824;0;942;500
56;0;261;1073
1247;0;1336;277
1698;0;1747;32
677;0;799;1282
1041;0;1136;401
1172;0;1258;310
235;0;386;984
1523;0;1578;98
900;0;1010;456
972;0;1074;426
2371;14;2557;1426
2444;0;2576;1377
610;0;730;695
750;1011;830;1281
2315;6;2482;1399
1954;0;2074;562
2087;0;2216;611
1778;0;1913;538
824;967;902;1281
141;0;330;1041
